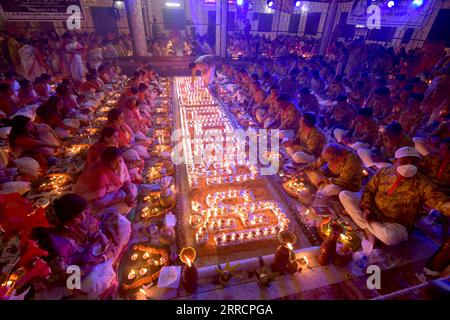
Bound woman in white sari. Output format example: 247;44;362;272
65;37;86;83
18;42;48;81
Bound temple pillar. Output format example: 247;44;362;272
125;0;148;56
319;0;338;55
215;0;228;57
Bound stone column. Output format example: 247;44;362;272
319;0;338;55
215;0;228;57
125;0;148;56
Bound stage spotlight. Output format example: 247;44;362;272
387;0;395;8
237;0;244;6
295;1;301;7
412;0;423;6
267;0;274;8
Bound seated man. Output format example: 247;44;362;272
348;80;365;107
284;112;327;164
251;87;269;122
386;93;425;137
326;75;345;101
302;143;363;199
0;83;18;118
367;86;393;121
334;107;379;151
256;84;279;126
340;146;450;246
279;68;299;96
357;121;413;169
324;94;356;131
298;87;320;114
413;113;450;156
418;138;450;191
275;94;301;139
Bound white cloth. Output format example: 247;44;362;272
334;128;347;143
339;190;408;246
123;149;140;162
65;42;86;82
317;184;342;198
14;157;40;177
101;183;138;215
18;44;47;81
333;129;369;150
80;259;115;299
413;137;433;157
0;181;31;195
357;147;392;169
285;147;316;164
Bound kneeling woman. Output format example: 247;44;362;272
35;194;129;299
73;146;137;215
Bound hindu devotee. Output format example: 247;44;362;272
0;0;449;303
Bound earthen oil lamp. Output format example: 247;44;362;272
317;221;345;266
273;230;297;273
180;247;198;293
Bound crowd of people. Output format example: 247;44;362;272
0;29;166;298
227;33;319;59
0;30;132;84
0;24;449;299
215;38;450;276
145;23;320;59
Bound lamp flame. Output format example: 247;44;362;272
340;234;349;241
184;255;192;267
303;255;310;266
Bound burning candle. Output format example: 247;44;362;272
273;231;297;273
180;247;198;293
128;269;136;280
130;253;139;261
139;268;148;276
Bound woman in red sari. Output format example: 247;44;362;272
73;146;137;215
8;115;60;169
86;127;118;166
119;96;150;134
106;108;133;148
17;79;40;107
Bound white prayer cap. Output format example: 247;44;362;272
14;157;40;177
394;146;421;159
